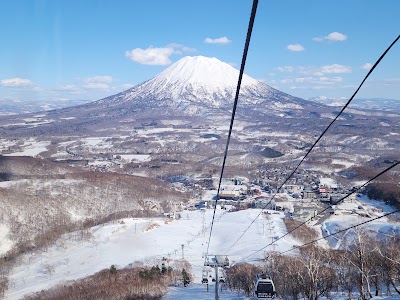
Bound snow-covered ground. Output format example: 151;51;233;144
5;209;290;300
321;194;400;249
357;194;397;213
3;140;50;157
164;284;250;299
4;196;399;299
0;224;13;255
115;154;151;162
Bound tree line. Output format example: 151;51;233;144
226;229;400;299
23;260;192;300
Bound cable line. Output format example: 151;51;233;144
206;0;259;255
239;160;399;261
224;34;400;255
278;208;400;255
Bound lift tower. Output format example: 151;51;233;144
204;255;229;300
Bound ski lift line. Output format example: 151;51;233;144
242;208;400;262
266;161;400;249
206;0;259;256
238;160;400;261
223;35;400;256
278;208;400;256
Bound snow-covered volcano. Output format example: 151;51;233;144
96;56;301;110
128;56;264;105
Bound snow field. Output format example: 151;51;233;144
0;224;13;255
3;140;50;157
5;209;289;300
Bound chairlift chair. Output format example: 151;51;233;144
201;268;209;284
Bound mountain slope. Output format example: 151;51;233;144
1;56;398;140
92;56;310;112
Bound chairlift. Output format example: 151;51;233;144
219;272;225;283
201;268;210;284
203;255;229;267
254;274;275;298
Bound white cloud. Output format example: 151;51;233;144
361;62;373;70
277;66;296;73
1;77;33;87
125;43;195;65
319;76;343;83
83;76;113;90
58;84;77;90
121;83;134;90
86;76;113;83
320;64;352;74
280;76;342;85
83;82;110;90
326;32;347;41
277;64;351;75
166;43;196;54
204;36;232;44
312;37;324;42
287;44;305;52
54;84;82;95
125;47;175;65
313;31;347;42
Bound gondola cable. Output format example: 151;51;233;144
239;160;400;261
277;208;400;256
224;34;400;255
206;0;259;256
240;208;400;261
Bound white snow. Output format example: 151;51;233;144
114;154;151;162
357;194;397;213
0;224;13;255
319;177;338;188
331;159;355;168
3;141;50;157
6;209;291;299
88;160;114;167
120;56;275;106
83;137;109;147
137;127;175;134
164;284;249;299
0;179;29;188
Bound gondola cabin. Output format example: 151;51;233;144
255;274;275;298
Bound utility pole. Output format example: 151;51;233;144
215;265;219;300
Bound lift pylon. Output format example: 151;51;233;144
203;255;230;300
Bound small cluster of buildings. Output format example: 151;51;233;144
191;175;363;222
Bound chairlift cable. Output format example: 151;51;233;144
224;35;400;255
239;161;399;261
206;0;259;255
278;208;400;255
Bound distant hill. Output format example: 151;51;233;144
308;97;400;113
0;98;91;115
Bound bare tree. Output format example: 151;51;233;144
43;264;55;280
344;227;374;300
225;263;260;297
299;246;336;300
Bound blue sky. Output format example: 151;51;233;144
1;0;399;103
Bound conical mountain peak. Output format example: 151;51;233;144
123;56;269;105
152;55;259;90
94;56;302;112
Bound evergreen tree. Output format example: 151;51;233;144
182;268;191;287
